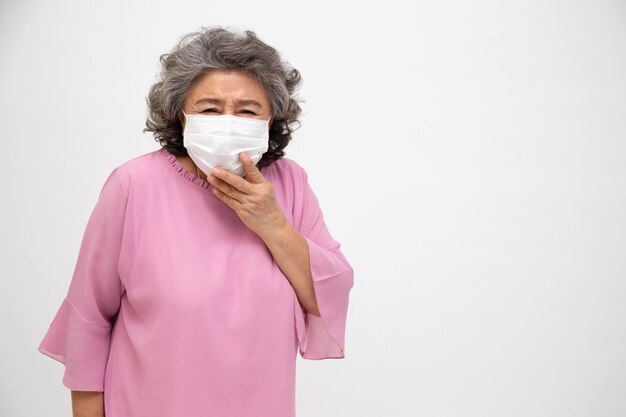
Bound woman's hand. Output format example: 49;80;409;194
207;153;322;316
206;152;289;240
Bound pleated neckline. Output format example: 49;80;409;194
157;147;215;194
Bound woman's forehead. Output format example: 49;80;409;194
187;70;269;105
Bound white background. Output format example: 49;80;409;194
1;0;625;416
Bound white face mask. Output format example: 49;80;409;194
182;111;271;177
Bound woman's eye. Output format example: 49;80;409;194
241;110;256;115
202;109;218;113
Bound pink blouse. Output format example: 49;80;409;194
38;147;354;417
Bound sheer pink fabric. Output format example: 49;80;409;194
38;148;354;417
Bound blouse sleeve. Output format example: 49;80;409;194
37;168;129;391
292;164;355;360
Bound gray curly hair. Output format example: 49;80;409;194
143;26;303;168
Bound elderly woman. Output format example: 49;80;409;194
38;26;354;417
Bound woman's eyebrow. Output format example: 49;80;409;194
236;99;262;107
196;98;262;107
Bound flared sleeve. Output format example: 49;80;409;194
37;168;129;391
292;164;354;360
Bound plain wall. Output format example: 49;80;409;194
1;0;625;416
